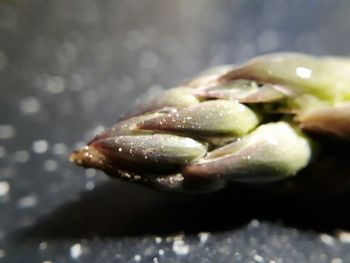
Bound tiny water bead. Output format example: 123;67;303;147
198;232;210;243
46;76;66;94
13;150;30;163
19;97;41;114
17;194;38;209
70;243;83;259
319;234;334;246
85;180;95;190
39;242;48;251
0;181;10;199
338;232;350;243
0;125;15;139
172;240;190;256
43;159;58;172
32;140;49;154
51;143;68;155
133;254;141;261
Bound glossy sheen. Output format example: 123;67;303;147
137;100;260;136
93;134;208;166
184;122;312;182
70;52;350;194
217;53;350;103
194;80;286;103
128;87;200;117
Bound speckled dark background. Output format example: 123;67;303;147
1;1;350;262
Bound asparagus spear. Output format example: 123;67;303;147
70;53;350;193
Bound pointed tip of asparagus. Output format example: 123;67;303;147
69;145;107;169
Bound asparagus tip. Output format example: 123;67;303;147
69;145;106;168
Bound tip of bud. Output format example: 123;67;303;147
69;145;107;169
69;148;85;165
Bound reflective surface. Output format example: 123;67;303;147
1;1;350;262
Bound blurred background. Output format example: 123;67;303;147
1;0;350;262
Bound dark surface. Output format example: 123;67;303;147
1;1;350;262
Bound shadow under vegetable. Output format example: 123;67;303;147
18;176;350;240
